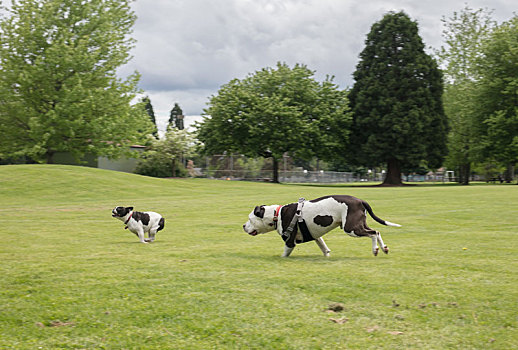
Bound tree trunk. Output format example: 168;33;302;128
272;157;279;183
458;163;471;185
504;163;514;183
382;158;402;185
171;158;176;177
46;150;55;164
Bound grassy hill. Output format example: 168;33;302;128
0;165;516;349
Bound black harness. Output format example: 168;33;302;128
280;198;315;248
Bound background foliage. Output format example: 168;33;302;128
436;7;495;184
135;129;197;177
0;0;152;163
197;62;351;182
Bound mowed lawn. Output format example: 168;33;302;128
0;165;516;349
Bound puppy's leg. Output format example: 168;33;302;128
136;228;147;243
376;231;389;254
148;229;157;242
282;245;295;257
315;237;331;257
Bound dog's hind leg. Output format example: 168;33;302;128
376;231;389;254
370;235;379;256
148;229;157;242
315;237;331;257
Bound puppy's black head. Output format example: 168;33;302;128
112;206;133;218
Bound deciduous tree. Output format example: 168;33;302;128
475;15;518;182
436;6;495;184
135;128;196;177
197;62;351;183
0;0;152;163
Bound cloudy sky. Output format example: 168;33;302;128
6;0;515;130
120;0;515;131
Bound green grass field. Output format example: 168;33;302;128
0;165;516;349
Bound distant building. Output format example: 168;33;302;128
98;145;146;173
53;145;146;173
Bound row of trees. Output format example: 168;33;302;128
436;6;518;184
197;12;448;185
141;97;185;137
0;1;515;185
135;99;192;177
197;9;517;185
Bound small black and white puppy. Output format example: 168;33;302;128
111;206;165;243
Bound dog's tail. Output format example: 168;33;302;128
362;200;401;227
158;218;165;231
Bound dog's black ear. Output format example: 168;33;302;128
253;205;265;218
126;206;134;212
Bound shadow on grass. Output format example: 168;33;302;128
281;182;463;188
279;181;518;188
229;252;372;262
111;241;163;244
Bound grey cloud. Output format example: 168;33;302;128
120;0;516;125
2;0;514;129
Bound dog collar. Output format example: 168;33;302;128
273;205;282;229
124;211;133;225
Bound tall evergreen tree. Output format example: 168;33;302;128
349;11;448;185
142;96;158;138
168;103;184;130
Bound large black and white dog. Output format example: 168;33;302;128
112;206;165;243
243;195;401;257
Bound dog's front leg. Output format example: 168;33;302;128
282;245;294;257
136;229;147;243
315;237;331;257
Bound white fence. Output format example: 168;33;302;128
201;170;374;183
200;169;462;183
280;170;360;183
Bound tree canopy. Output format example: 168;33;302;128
135;128;197;178
0;0;153;163
474;15;518;181
196;62;351;182
142;96;158;138
168;103;184;130
349;11;448;185
435;6;495;184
